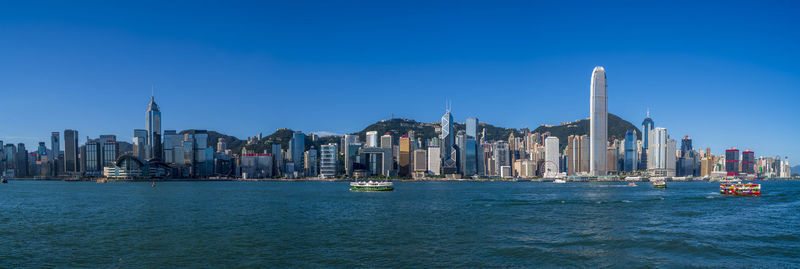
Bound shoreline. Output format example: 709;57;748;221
5;177;799;183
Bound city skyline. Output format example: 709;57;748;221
1;1;799;160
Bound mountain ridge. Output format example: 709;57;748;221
186;113;641;154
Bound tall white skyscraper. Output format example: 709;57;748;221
366;131;378;148
590;66;608;176
544;136;560;178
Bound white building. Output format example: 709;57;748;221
544;136;560;178
427;146;441;175
320;143;338;178
590;66;608;176
647;127;676;177
366;131;378;148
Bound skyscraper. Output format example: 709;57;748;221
623;130;638;172
641;110;654;169
590;66;608;176
64;129;79;173
725;148;740;176
290;131;305;174
441;106;456;173
466;117;479;139
380;133;392;148
50;132;60;176
146;93;162;160
133;129;147;159
742;150;755;175
544;136;560;178
366;131;378;148
320;143;338;178
398;135;411;177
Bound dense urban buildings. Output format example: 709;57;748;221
0;68;793;181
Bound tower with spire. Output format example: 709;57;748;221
146;85;162;160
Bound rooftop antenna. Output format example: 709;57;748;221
646;107;650;118
151;84;155;101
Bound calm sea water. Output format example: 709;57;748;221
2;180;799;268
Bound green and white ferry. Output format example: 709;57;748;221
349;181;394;192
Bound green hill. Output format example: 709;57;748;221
532;113;641;148
192;113;640;155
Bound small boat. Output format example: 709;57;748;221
350;181;394;192
651;177;666;188
1;178;8;184
720;182;761;196
96;179;108;184
627;182;638;187
152;181;156;188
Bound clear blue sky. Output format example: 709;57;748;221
1;0;798;161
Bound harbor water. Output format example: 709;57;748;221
2;180;799;267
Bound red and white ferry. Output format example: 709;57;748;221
719;182;761;196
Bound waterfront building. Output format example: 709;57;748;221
647;127;676;176
441;106;456;172
343;134;359;176
271;144;283;177
675;136;697;177
50;132;60;176
103;154;169;179
99;135;118;168
462;136;477;177
413;149;427;179
500;165;512;178
359;147;392;177
590;66;608;176
544;136;560;178
162;130;182;164
320;143;338;178
366;131;378;148
290;131;305;173
623;130;638;172
725;148;740;176
607;145;618;173
566;135;590;175
239;153;273;179
84;139;101;176
133;129;147;160
427;145;441;175
493;141;510;176
700;153;714;177
304;148;318;177
641;110;654;170
146;93;162;160
64;129;79;174
16;143;28;177
742;150;755;175
398;135;411;177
